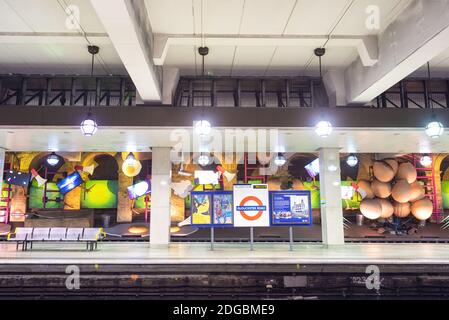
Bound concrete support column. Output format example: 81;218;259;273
162;67;180;105
318;148;344;246
150;147;172;247
0;148;4;194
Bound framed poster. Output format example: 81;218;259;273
233;184;270;227
270;190;312;226
191;192;212;226
212;192;233;226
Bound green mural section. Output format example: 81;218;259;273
81;180;118;209
442;181;449;209
134;194;151;209
23;179;366;210
0;182;7;207
300;181;361;209
29;180;61;209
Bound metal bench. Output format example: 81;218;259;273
7;227;105;251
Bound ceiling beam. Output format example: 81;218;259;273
153;34;379;67
345;0;449;104
90;0;161;102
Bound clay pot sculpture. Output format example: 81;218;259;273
373;161;395;182
371;179;392;198
411;198;433;221
391;180;412;203
360;198;382;220
378;199;394;219
357;180;375;199
393;201;411;218
409;181;425;202
384;158;399;175
396;162;417;184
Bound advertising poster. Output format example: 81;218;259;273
191;192;212;225
213;193;233;226
270;191;312;226
233;184;270;227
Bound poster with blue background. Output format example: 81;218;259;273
270;190;312;226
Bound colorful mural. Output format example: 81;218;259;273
29;180;61;209
81;180;118;209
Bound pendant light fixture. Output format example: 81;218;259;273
194;46;212;137
420;154;432;167
313;48;333;138
346;154;358;167
194;5;211;138
46;152;60;166
424;62;444;138
274;153;287;166
80;45;99;137
197;153;210;166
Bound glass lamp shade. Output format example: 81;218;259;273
124;152;138;165
122;153;142;177
194;120;211;136
46;152;60;166
420;155;432;167
346;154;358;167
425;120;444;138
80;113;98;136
197;154;210;166
315;120;332;137
274;154;286;166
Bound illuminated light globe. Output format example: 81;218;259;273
197;154;210;166
425;116;444;138
346;154;358;167
80;112;98;136
420;155;432;167
122;152;142;177
194;120;211;136
315;120;332;137
274;154;286;166
46;152;60;166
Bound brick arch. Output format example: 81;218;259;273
81;152;117;168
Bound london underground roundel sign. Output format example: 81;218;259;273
233;184;270;227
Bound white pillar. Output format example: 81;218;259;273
150;147;172;247
0;148;4;188
318;148;344;246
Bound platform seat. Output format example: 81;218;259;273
8;227;105;251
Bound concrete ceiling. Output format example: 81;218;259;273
0;0;449;106
0;0;126;75
0;0;411;76
147;0;411;76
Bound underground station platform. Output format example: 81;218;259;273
3;0;449;304
1;242;449;299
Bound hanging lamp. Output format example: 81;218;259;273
80;45;99;136
424;62;444;138
313;48;333;137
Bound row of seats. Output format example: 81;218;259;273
8;227;105;251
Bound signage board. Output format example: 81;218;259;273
191;191;233;227
233;184;270;227
270;190;312;226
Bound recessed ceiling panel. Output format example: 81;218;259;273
239;0;297;35
146;0;194;34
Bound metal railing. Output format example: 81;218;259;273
173;76;328;108
372;78;449;109
0;75;136;107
